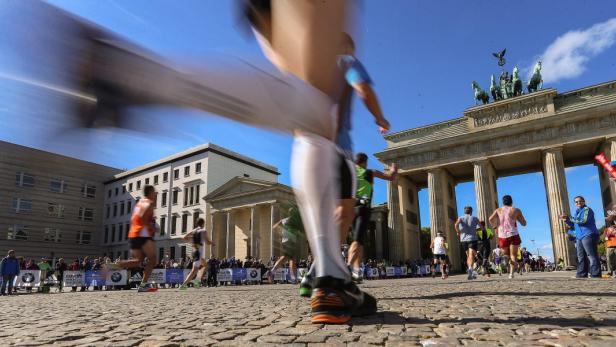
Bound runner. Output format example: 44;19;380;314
268;205;304;285
476;221;494;277
455;206;480;280
430;231;449;279
348;153;397;282
492;247;504;276
179;218;214;290
489;195;527;279
521;247;532;273
105;185;159;292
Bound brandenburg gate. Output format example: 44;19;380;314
376;80;616;270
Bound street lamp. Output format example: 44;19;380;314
531;239;539;257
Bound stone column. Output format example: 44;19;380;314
597;138;616;214
387;180;402;261
428;168;460;270
270;203;279;259
397;176;422;261
542;147;576;267
473;159;499;248
209;212;215;258
250;206;255;257
225;211;231;258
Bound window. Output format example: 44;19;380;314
154;175;159;185
170;246;176;260
15;172;35;187
47;203;65;218
127;200;132;213
76;230;91;244
120;202;125;215
129;183;133;192
79;207;94;221
12;198;32;213
174;169;179;180
171;215;177;235
145;178;150;185
172;190;178;205
184;189;188;206
184;166;190;177
115;187;119;196
118;224;123;241
159;248;164;262
181;214;188;234
82;184;96;198
189;186;194;205
160;216;166;236
122;185;126;194
193;212;200;228
50;179;67;193
106;205;110;218
137;180;141;190
111;225;116;243
108;189;111;198
113;203;117;217
181;246;186;260
195;185;200;203
163;172;169;182
161;192;168;207
125;223;130;239
44;228;62;243
7;225;28;240
104;226;109;244
195;163;202;173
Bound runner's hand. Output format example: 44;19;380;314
377;117;390;134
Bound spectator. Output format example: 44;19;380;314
560;195;601;278
1;250;20;296
55;258;68;292
91;258;103;290
68;259;80;292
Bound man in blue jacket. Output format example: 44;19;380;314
560;196;602;278
1;250;20;295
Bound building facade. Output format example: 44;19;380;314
0;140;122;260
101;143;279;262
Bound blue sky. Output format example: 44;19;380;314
2;1;616;260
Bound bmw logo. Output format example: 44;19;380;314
250;270;258;278
22;273;35;283
110;272;123;283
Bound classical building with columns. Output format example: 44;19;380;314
376;80;616;270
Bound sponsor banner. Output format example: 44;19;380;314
165;269;185;284
274;268;287;281
217;269;232;282
297;268;308;279
84;271;105;286
385;267;395;277
419;265;429;275
105;270;128;286
130;272;143;283
63;271;85;287
435;264;441;273
14;270;41;287
407;267;414;275
400;266;407;276
148;269;166;284
232;268;246;282
394;267;402;276
371;268;379;278
246;268;261;281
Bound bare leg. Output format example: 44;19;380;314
338;199;356;244
509;244;519;276
182;266;198;286
141;241;156;283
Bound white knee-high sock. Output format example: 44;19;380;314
291;133;350;281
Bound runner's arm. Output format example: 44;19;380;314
454;218;461;234
181;230;194;242
204;231;215;246
516;209;527;226
373;163;397;181
488;210;499;229
352;82;390;134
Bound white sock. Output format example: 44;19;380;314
291;134;349;281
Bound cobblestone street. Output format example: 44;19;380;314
1;271;616;346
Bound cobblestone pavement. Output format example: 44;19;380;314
2;271;616;346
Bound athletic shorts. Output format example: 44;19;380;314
460;240;478;251
433;254;447;260
352;202;371;245
193;260;203;268
129;237;153;250
338;152;356;200
499;234;521;249
281;229;298;257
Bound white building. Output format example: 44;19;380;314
102;143;281;262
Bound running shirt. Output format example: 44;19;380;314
336;55;373;156
498;206;519;238
128;198;153;238
492;248;503;260
191;227;207;260
457;215;479;242
356;166;374;200
433;236;446;255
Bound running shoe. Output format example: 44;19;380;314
192;279;202;288
300;274;313;298
310;276;377;324
351;269;363;284
267;270;275;284
467;268;473;280
508;273;514;279
179;285;188;291
137;283;158;293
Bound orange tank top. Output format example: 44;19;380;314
128;199;153;238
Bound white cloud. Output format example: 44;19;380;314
565;166;580;173
540;243;553;250
588;174;599;182
535;18;616;83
